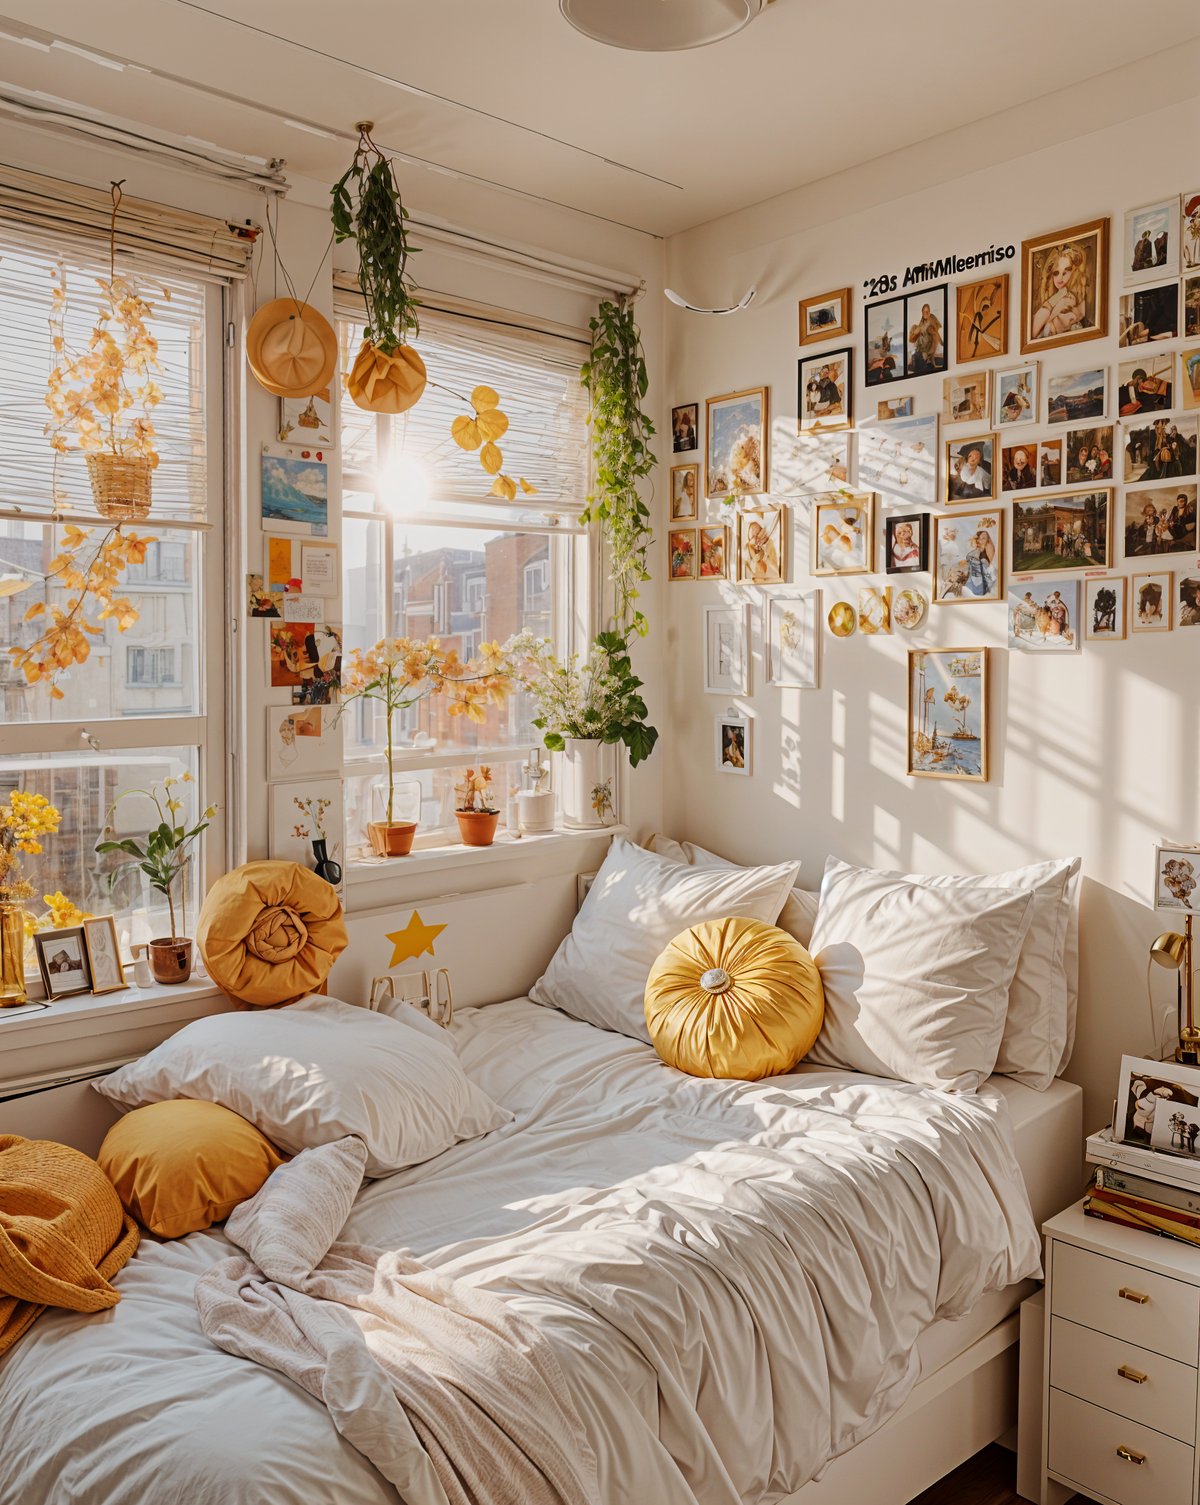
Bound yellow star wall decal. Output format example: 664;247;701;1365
385;910;447;968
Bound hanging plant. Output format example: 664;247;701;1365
449;384;537;500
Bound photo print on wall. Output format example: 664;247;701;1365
1020;217;1109;353
907;648;988;781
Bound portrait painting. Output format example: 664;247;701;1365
811;494;873;575
1021;217;1109;353
933;510;1002;604
1185;348;1200;411
703;604;750;695
1124;484;1198;557
1155;848;1200;914
907;648;988;781
1012;490;1111;571
884;512;929;574
904;286;948;378
667;528;697;581
943;371;990;425
1008;578;1080;652
944;434;997;503
1123;415;1198;483
858;586;892;635
1084;577;1126;642
269;622;342;706
1186;275;1200;339
1039;439;1063;488
1064;424;1115;484
1119;283;1179;347
82;916;126;995
736;506;787;584
876;396;913;421
1124;197;1179;285
798;348;852;432
706;388;768;497
765;593;820;689
265;705;338;781
1047;366;1107;424
1001;442;1039;494
864;296;906;385
1116;1055;1200;1149
955;274;1008;364
261;448;329;534
670;463;699;520
716;715;751;777
671;403;699;453
1185;194;1200;271
993;362;1039;427
699;525;729;579
856;415;938;506
1117;354;1174;416
1179;575;1200;627
1131;571;1172;632
34;926;91;999
799;287;851;345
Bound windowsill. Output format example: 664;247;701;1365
0;973;225;1039
345;822;627;886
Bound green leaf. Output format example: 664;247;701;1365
543;731;565;752
623;722;659;767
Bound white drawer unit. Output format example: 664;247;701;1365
1042;1203;1200;1505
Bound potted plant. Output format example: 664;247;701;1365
95;774;216;984
291;795;341;886
338;636;511;857
454;768;500;847
0;792;63;1006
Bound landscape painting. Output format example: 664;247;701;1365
907;649;988;781
1047;367;1106;423
261;449;329;534
1012;490;1111;571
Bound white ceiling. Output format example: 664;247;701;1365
2;0;1200;237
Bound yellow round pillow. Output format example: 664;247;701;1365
98;1100;286;1239
644;917;824;1080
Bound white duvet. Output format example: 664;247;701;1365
0;999;1041;1505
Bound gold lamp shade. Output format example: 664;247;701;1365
1152;930;1190;969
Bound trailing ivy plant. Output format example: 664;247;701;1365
331;125;419;353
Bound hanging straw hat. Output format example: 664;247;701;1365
246;299;338;399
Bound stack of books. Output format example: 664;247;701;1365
1085;1128;1200;1246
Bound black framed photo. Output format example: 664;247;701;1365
884;512;930;574
904;285;948;378
33;925;92;999
864;296;906;385
797;346;852;431
671;403;699;453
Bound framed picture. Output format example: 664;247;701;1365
1124;197;1179;285
671;403;698;453
1131;570;1173;632
1115;1054;1200;1151
907;648;988;780
736;505;788;584
1047;366;1107;424
955;274;1008;363
667;528;697;581
904;286;948;378
1000;442;1039;494
1039;438;1064;488
864;296;906;385
698;524;729;579
1011;490;1111;572
261;445;329;535
1186;274;1200;339
942;370;990;425
1020;217;1109;353
1117;353;1176;417
34;926;91;999
265;705;339;781
1084;577;1127;642
1156;850;1200;915
798;348;852;431
799;287;851;345
812;494;873;575
1122;415;1198;483
993;362;1039;427
1186;194;1200;272
703;605;750;695
876;396;913;421
1119;283;1179;347
279;390;333;448
1180;572;1200;627
932;509;1003;604
944;434;998;503
670;463;699;520
82;916;126;995
858;586;892;635
716;713;751;776
1184;347;1200;411
1123;484;1198;558
1064;425;1115;483
884;512;929;573
1008;578;1080;651
856;415;938;506
765;593;820;688
576;872;598;911
706;387;768;497
268;778;344;871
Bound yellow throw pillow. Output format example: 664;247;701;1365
98;1100;285;1239
644;917;825;1080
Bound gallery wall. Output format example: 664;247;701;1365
661;64;1200;1133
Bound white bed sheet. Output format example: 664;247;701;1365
0;998;1042;1505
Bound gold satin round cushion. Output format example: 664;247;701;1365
98;1100;286;1239
347;339;428;414
196;860;348;1007
644;917;824;1080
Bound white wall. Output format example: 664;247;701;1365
661;68;1200;1134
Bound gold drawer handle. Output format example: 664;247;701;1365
1118;1287;1150;1305
1118;1365;1149;1384
1116;1445;1146;1466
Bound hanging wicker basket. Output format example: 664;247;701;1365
86;453;153;522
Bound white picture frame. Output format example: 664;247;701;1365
765;592;821;688
703;604;751;695
1154;844;1200;915
1115;1053;1200;1149
1123;196;1180;287
715;712;751;776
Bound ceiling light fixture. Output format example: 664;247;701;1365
665;286;757;315
560;0;765;52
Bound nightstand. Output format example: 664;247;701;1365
1042;1202;1200;1505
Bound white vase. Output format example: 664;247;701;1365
518;789;555;834
562;737;614;830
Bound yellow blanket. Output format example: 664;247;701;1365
0;1134;139;1356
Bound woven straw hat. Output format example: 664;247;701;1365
246;299;338;399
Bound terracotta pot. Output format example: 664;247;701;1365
368;820;417;857
455;810;500;848
147;936;193;985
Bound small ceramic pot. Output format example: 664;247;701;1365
368;821;417;857
455;809;500;848
311;837;343;885
517;788;555;834
147;937;193;985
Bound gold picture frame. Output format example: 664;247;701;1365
1020;217;1110;354
811;493;874;575
956;274;1009;363
932;509;1004;605
944;433;999;503
706;386;769;498
669;463;699;521
736;505;788;584
907;648;989;781
799;287;852;346
83;915;127;996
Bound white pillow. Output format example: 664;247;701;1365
807;859;1036;1091
649;834;819;949
94;996;510;1177
226;1136;366;1282
531;836;800;1041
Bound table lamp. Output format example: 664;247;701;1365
1151;844;1200;1065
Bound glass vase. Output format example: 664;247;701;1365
0;904;28;1006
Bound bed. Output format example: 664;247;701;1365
0;994;1081;1505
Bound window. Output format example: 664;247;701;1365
0;226;226;954
337;302;590;855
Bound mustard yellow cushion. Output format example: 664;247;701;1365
98;1100;285;1239
644;917;825;1080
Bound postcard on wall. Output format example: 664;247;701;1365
1131;571;1172;631
1047;366;1107;424
261;444;329;536
856;415;937;506
265;534;302;594
1185;348;1200;411
1012;490;1111;572
705;387;768;497
765;593;820;689
1123;197;1179;286
1119;283;1179;346
1117;354;1175;416
247;573;282;618
955;274;1008;363
1038;439;1063;488
932;509;1002;604
1123;484;1198;558
1122;415;1198;484
1000;442;1038;494
1064;425;1115;484
268;621;343;704
279;389;334;448
1008;578;1080;652
942;370;989;425
907;648;988;781
1178;574;1200;627
265;705;340;781
876;396;913;421
282;593;326;624
300;542;339;597
1084;577;1126;642
993;362;1038;427
268;778;344;874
